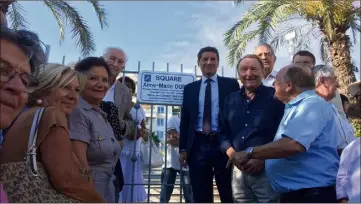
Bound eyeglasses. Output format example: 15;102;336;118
0;59;39;93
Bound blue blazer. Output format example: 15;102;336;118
179;76;240;155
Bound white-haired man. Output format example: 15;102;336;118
102;47;136;201
312;65;356;154
254;43;277;87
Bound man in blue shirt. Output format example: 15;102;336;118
229;64;339;203
219;54;284;202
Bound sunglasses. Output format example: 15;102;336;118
0;59;39;93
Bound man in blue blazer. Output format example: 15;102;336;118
179;46;240;203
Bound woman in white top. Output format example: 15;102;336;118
118;76;147;203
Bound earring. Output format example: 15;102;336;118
36;98;43;105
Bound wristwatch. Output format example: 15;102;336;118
245;147;254;159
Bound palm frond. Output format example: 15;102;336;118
227;29;262;67
294;27;317;51
86;0;108;29
233;0;246;7
351;60;359;72
269;24;309;51
349;19;360;44
8;1;28;30
225;1;298;66
48;0;95;57
43;0;65;43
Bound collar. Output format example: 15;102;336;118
286;90;316;107
240;83;267;96
201;74;218;84
79;97;108;117
78;97;94;110
109;83;116;90
265;69;278;79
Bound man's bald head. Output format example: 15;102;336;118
103;47;127;79
274;64;315;103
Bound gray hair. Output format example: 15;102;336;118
312;64;335;83
103;47;128;61
28;63;86;106
255;43;275;56
0;26;46;76
283;64;315;91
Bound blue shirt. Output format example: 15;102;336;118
197;74;219;132
265;90;339;193
219;84;284;152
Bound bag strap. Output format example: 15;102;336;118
25;107;45;176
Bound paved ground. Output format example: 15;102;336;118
122;167;221;203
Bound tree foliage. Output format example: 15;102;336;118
224;0;360;71
6;0;108;57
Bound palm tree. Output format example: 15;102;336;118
1;0;108;57
224;0;360;93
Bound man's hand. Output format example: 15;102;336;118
179;152;188;167
241;159;264;174
232;151;250;170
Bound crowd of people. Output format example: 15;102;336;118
0;9;360;204
178;45;360;203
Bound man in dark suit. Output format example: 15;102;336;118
179;46;240;203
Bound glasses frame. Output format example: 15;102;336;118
0;59;39;93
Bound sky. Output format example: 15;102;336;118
13;1;360;80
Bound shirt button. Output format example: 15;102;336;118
242;136;245;139
111;138;115;142
113;152;117;156
246;111;250;114
245;124;248;127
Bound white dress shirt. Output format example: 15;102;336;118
331;104;356;149
164;115;188;171
331;90;347;118
336;138;360;203
103;83;116;102
262;70;278;87
197;74;219;132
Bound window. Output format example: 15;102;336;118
157;118;164;126
157;131;164;139
157;106;165;114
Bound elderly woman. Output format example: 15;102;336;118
0;63;105;202
0;26;45;203
69;57;122;203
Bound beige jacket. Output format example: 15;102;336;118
114;81;134;136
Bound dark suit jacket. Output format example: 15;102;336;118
179;75;240;156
